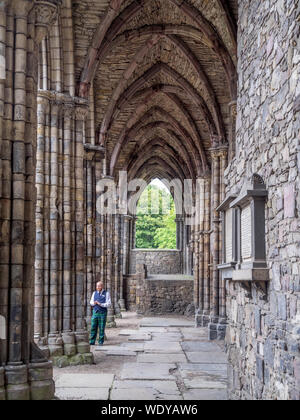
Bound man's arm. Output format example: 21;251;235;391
90;292;96;307
100;291;111;308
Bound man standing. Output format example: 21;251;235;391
90;281;111;347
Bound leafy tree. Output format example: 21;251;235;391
135;183;176;249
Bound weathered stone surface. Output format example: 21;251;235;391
181;341;221;352
137;353;187;363
55;388;110;401
110;388;157;401
55;374;114;389
183;389;227;401
120;363;176;380
186;352;227;364
144;341;183;354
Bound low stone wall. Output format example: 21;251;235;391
129;249;182;275
136;275;194;316
124;275;139;311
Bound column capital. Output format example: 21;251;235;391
11;0;35;15
75;104;89;121
84;144;105;162
228;100;237;118
34;0;62;42
37;92;50;113
209;145;228;160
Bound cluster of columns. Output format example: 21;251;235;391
34;90;92;363
0;0;62;401
194;146;228;340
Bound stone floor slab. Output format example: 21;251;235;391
184;377;227;389
55;373;114;388
121;342;145;351
179;363;227;374
106;350;137;357
112;380;180;395
181;341;221;352
183;389;227;400
186;352;227;364
55;387;110;400
120;363;176;380
139;327;168;333
128;333;152;342
140;318;195;328
144;341;182;353
137;353;187;363
151;333;182;342
111;388;157;400
119;330;140;336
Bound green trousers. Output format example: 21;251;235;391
90;312;107;345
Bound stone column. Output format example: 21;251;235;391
106;213;116;328
85;157;94;325
219;148;228;321
34;93;50;347
208;146;228;340
113;213;122;319
210;148;221;321
0;0;58;400
72;102;91;355
119;214;127;311
203;176;211;326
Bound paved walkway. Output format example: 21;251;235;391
54;313;228;400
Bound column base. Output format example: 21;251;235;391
37;331;94;368
2;362;55;400
195;310;211;327
106;309;117;328
208;317;227;341
119;299;127;312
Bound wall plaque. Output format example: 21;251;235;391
241;205;252;260
225;208;233;263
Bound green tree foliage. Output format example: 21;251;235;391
135;183;177;249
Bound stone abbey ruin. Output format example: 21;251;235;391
0;0;299;400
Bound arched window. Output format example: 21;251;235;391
135;179;176;250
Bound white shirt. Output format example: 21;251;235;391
90;290;112;308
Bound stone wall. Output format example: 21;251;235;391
225;0;300;400
136;277;194;316
129;249;182;275
124;275;139;311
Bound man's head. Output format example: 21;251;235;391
96;281;104;292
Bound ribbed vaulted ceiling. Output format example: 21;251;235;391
74;0;238;183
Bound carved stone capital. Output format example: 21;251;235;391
75;104;89;121
11;0;35;16
228;100;237;119
37;94;50;113
34;0;62;43
63;103;75;120
210;145;228;160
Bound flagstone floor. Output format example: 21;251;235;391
53;312;228;400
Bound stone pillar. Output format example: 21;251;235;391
219;149;228;321
85;158;94;325
113;213;122;319
34;93;50;346
195;178;205;325
73;102;90;355
203;176;211;326
119;214;127;311
208;146;228;340
0;0;59;400
106;213;117;328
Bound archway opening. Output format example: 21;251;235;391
135;179;177;250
